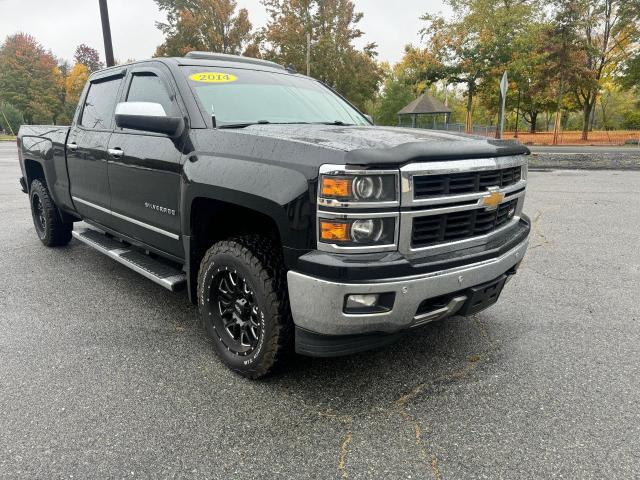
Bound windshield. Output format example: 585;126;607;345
181;66;369;128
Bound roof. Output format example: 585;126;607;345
398;94;452;115
183;51;285;71
89;52;289;81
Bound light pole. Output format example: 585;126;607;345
98;0;115;67
306;33;311;76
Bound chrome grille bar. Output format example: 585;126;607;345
400;155;528;207
398;155;528;256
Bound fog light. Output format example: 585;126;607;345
346;294;379;309
344;292;396;314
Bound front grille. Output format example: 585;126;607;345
413;167;522;198
411;199;518;248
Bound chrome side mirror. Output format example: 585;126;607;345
115;102;184;137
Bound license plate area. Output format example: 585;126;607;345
459;274;507;315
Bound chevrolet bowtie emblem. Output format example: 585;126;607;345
481;188;504;210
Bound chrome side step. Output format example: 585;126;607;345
72;229;186;292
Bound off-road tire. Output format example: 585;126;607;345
197;236;292;379
29;179;72;247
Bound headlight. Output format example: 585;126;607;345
318;168;398;207
319;217;396;248
317;165;400;253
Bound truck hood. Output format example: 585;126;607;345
234;124;529;166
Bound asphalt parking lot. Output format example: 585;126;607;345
1;141;639;479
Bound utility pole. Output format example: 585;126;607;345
306;33;311;76
98;0;115;67
497;71;508;140
514;90;521;139
1;108;15;136
552;74;565;146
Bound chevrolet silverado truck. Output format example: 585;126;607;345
17;52;530;378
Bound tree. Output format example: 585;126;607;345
622;54;640;90
371;63;414;126
0;103;24;135
73;44;104;72
261;0;382;110
415;0;539;132
622;110;640;129
154;0;254;56
56;63;90;124
568;0;640;139
507;24;558;133
0;33;63;124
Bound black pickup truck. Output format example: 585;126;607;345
18;52;530;378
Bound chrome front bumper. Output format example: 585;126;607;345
287;236;529;336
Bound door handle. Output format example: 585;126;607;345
108;148;124;158
66;142;78;151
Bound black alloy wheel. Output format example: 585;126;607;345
31;191;47;236
211;268;263;356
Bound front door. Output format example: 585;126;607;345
106;65;184;258
67;73;124;226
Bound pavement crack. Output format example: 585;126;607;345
292;320;498;480
529;209;552;251
314;409;354;479
391;319;499;480
397;407;443;480
393;361;479;480
337;428;353;479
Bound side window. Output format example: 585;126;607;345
126;73;176;116
80;77;122;129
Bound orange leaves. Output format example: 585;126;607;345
65;64;89;107
0;33;62;124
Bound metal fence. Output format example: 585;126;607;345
403;122;640;146
399;121;499;137
502;130;640;146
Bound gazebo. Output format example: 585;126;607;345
398;94;452;129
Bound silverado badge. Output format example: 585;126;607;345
145;202;176;216
481;188;505;211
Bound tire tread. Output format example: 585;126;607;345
30;179;72;247
197;235;292;379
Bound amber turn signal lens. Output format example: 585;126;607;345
320;221;350;241
321;177;351;198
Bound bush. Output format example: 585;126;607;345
622;111;640;130
0;103;24;135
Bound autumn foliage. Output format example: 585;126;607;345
0;33;62;125
154;0;253;56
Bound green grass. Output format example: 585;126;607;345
0;134;17;142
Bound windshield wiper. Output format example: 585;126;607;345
314;120;355;126
219;121;315;129
219;120;272;129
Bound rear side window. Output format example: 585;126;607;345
126;73;176;116
80;77;122;129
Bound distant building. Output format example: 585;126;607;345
398;94;452;128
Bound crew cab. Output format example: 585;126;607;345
17;52;530;378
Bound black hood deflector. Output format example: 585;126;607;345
345;138;529;168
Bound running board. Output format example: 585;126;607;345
72;229;186;292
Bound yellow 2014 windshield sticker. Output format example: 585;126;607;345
189;72;237;83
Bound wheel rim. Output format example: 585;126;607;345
210;269;262;355
32;193;46;234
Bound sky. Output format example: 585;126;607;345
0;0;451;65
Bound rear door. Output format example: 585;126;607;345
67;72;124;225
106;64;184;258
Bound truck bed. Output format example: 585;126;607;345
18;125;72;212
